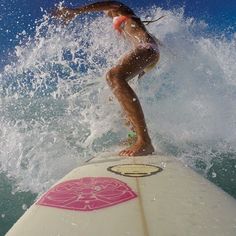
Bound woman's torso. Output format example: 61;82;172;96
113;15;158;46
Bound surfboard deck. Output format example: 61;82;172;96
6;153;236;236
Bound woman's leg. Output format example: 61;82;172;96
106;45;159;156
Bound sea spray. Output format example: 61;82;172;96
138;8;236;195
0;6;235;198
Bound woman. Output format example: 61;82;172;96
54;1;160;157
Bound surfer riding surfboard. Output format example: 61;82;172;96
53;1;160;157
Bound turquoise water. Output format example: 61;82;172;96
0;174;36;236
0;6;236;235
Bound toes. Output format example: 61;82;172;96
119;150;127;156
119;149;135;157
128;150;135;156
119;148;151;157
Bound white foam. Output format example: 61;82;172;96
0;6;235;193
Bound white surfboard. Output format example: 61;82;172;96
6;153;236;236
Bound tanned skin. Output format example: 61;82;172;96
53;1;160;157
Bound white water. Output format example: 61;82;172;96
0;6;236;193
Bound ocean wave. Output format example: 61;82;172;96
0;6;235;194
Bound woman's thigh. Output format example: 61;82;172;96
109;44;159;81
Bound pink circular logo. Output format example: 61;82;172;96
37;177;137;211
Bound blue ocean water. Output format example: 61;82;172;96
0;6;236;235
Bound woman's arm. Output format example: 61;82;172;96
53;1;129;22
73;1;123;14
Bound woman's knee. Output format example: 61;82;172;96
106;68;122;87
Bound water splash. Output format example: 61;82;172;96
0;6;236;194
138;7;236;173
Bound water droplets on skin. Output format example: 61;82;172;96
0;6;235;195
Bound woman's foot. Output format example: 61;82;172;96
119;140;154;157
